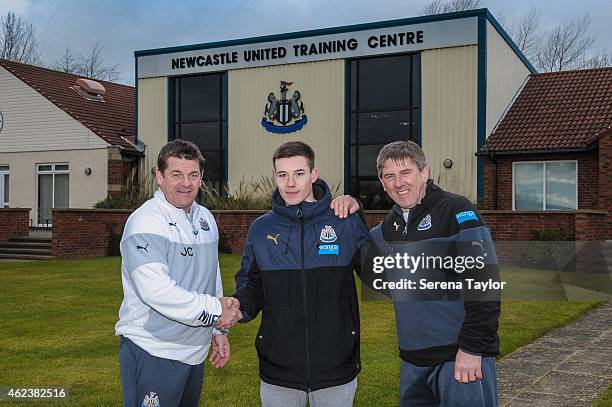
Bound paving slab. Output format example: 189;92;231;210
507;392;591;407
570;347;612;365
556;360;612;378
498;302;612;406
591;332;612;350
528;371;609;399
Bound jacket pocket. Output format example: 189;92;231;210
340;303;359;357
255;309;304;378
310;303;359;374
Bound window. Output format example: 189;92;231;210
173;72;227;194
348;53;420;209
37;163;69;226
513;161;577;210
0;165;9;208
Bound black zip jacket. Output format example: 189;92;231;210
368;181;501;366
233;179;369;391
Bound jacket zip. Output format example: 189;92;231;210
298;209;312;391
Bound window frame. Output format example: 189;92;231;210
36;162;70;226
172;72;227;195
512;160;578;211
0;165;9;208
347;52;421;209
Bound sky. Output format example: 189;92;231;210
1;0;611;84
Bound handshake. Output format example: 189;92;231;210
216;297;242;329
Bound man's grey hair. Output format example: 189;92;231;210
376;141;427;177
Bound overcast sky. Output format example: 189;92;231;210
1;0;611;84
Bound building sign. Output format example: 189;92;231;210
137;17;477;78
261;81;307;134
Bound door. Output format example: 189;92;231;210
37;163;69;226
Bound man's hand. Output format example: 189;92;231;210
216;297;242;329
330;195;360;218
209;334;230;368
454;349;482;383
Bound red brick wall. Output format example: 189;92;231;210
52;209;132;258
481;211;575;240
599;132;612;234
50;208;609;259
482;151;599;210
107;157;136;197
107;159;123;186
0;208;30;241
214;211;267;253
51;209;270;259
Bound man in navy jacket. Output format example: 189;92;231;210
368;141;500;407
233;141;368;407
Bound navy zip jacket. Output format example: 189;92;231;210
234;179;369;391
369;180;501;366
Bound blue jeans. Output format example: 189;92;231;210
400;357;498;407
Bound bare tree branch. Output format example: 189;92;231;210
508;6;542;61
580;50;610;69
0;11;40;64
52;47;80;73
420;0;481;15
536;14;596;72
76;41;121;81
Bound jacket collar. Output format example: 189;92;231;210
154;189;198;220
272;179;332;222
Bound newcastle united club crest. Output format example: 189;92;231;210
261;80;308;134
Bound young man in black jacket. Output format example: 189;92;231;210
369;140;500;407
233;141;369;407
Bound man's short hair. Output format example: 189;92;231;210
157;139;206;173
272;141;315;171
376;141;427;177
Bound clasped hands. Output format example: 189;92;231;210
216;297;242;329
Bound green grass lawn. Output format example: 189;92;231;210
0;256;605;406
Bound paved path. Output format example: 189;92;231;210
498;302;612;406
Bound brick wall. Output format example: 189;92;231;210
107;159;124;186
52;209;132;258
0;208;30;241
51;209;270;259
482;151;599;210
50;208;609;259
481;210;607;241
599;132;612;235
107;150;137;198
214;211;267;253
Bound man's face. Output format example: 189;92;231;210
155;157;201;213
379;158;429;210
274;155;319;206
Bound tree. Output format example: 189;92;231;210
507;6;542;61
77;41;120;82
0;11;40;64
420;0;481;15
51;41;121;82
581;51;610;69
535;14;598;72
52;47;80;73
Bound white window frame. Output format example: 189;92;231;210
0;165;9;208
512;160;578;211
36;163;70;226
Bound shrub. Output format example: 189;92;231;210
531;228;574;241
